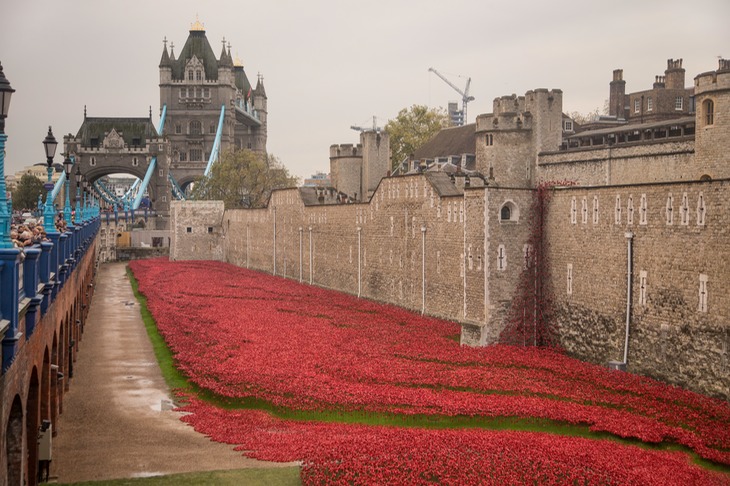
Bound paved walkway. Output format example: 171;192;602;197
52;262;289;483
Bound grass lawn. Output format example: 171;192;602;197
61;467;301;486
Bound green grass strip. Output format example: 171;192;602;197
126;267;729;476
64;467;301;486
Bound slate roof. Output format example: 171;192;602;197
171;30;219;81
75;118;159;147
413;123;476;159
424;171;463;197
234;66;252;97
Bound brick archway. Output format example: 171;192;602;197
5;395;24;485
25;367;40;486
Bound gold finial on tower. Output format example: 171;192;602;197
234;53;244;67
190;14;205;32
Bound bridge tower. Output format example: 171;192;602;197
159;19;267;191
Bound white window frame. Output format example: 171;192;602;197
567;263;573;295
647;97;653;111
697;193;706;226
698;274;708;312
675;96;683;111
665;194;674;225
570;197;577;224
639;194;648;225
634;99;640;113
639;270;648;306
497;245;506;271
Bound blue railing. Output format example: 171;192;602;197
0;214;101;372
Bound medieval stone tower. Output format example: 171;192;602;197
158;19;268;189
475;89;563;188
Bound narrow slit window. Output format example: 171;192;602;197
639;270;648;306
497;245;506;271
567;264;573;295
681;193;689;225
615;195;621;224
570;197;577;224
592;196;599;225
581;197;588;224
639;194;648;225
627;196;634;225
666;194;674;225
698;274;708;312
697;193;706;226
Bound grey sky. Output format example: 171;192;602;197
1;0;728;181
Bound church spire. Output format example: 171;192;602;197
219;37;232;67
159;36;171;68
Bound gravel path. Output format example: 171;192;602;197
52;262;292;483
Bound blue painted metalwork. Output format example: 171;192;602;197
168;173;186;200
204;104;226;177
51;170;66;201
0;132;12;248
132;157;155;210
158;104;167;134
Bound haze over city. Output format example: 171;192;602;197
1;0;727;181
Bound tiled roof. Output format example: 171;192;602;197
413;123;476;159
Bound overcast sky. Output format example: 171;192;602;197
1;0;728;181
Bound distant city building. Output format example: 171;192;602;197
303;172;331;188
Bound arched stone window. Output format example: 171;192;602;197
703;99;714;126
500;200;519;222
189;120;202;135
500;205;510;220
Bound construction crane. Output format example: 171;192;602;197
350;116;381;133
428;67;475;126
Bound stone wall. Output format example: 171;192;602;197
169;173;729;399
546;179;729;399
169;200;225;261
538;140;697;186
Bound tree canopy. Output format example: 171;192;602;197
385;105;449;169
191;150;299;209
12;173;45;212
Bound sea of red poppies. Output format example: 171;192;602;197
130;258;730;484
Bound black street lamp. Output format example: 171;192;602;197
42;127;58;232
0;62;16;248
75;164;83;223
63;154;73;225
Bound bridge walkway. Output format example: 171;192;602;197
51;262;284;482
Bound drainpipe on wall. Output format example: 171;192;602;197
623;231;634;365
357;227;362;297
421;225;426;314
308;226;313;285
299;227;303;283
273;206;277;276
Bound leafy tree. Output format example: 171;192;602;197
191;150;299;209
385;105;449;169
11;173;45;212
567;99;610;126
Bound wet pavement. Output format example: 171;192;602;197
52;262;289;483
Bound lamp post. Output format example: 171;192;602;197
42;126;58;233
82;181;89;222
63;154;73;226
0;61;16;248
74;164;83;224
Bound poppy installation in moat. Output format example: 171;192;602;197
130;259;730;485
